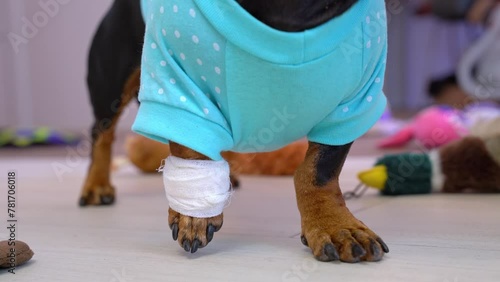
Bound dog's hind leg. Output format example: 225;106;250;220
80;68;140;206
79;0;144;206
294;142;389;262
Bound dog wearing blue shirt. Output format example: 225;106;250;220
82;0;389;263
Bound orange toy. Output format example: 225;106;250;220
126;134;308;176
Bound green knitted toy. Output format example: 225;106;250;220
358;136;500;195
358;152;438;195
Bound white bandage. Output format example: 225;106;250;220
160;156;232;218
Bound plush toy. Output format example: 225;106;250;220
358;133;500;195
378;103;500;149
0;127;79;147
427;74;475;110
0;240;34;270
377;106;469;149
125;134;308;176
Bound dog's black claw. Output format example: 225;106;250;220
369;239;382;258
377;237;389;253
182;240;191;252
191;239;201;253
300;235;309;247
324;244;339;261
316;244;339;262
78;197;88;207
215;221;223;232
207;224;216;243
100;195;115;205
230;176;240;188
352;243;366;258
172;224;179;241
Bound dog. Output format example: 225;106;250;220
82;0;390;263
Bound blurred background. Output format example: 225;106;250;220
1;0;138;133
0;0;498;136
1;1;499;279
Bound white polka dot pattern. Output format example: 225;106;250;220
136;0;388;159
189;8;196;18
141;1;228;121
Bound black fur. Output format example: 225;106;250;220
87;0;145;139
314;143;353;187
237;0;359;31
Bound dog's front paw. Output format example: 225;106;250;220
168;208;223;253
79;184;115;206
301;211;389;263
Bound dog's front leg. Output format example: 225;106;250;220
294;142;389;262
167;142;224;253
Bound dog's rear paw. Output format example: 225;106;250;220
301;215;389;263
168;208;223;253
79;184;116;206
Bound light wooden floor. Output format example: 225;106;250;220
0;154;499;282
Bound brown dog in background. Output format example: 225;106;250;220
81;0;389;262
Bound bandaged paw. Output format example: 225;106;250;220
161;156;232;218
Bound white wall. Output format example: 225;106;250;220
0;0;138;132
0;1;15;127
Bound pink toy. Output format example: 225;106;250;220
377;106;469;149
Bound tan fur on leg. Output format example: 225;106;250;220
80;68;140;206
295;142;388;263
